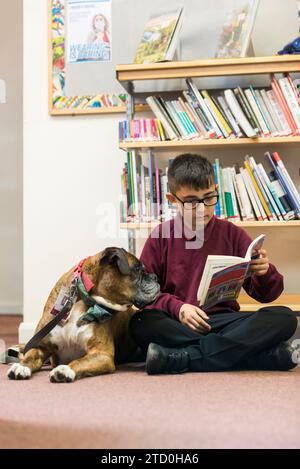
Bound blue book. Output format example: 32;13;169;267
213;163;221;218
265;152;300;218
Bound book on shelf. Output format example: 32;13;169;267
134;6;184;64
197;234;266;310
120;150;300;224
215;0;260;58
119;73;300;144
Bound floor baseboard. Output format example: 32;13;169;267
0;304;22;315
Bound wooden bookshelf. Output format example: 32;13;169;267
120;136;300;151
116;55;300;89
239;294;300;312
50;104;149;116
116;56;300;309
120;221;300;230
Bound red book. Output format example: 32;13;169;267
271;75;298;135
286;73;300;108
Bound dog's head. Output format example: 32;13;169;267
93;247;160;309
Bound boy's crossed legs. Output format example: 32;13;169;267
129;306;299;374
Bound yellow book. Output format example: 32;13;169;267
156;119;166;141
202;90;233;136
244;160;272;219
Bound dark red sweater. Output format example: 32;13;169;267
140;214;284;320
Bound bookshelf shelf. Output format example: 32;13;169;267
120;136;300;151
238;294;300;312
50;104;149;116
120;221;300;230
116;55;300;88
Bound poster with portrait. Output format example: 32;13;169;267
67;0;111;63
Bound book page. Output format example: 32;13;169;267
200;261;250;310
197;233;266;306
197;255;246;304
245;233;266;260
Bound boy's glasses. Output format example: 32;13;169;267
172;193;219;210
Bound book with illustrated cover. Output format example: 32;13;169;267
197;234;266;310
134;7;184;64
215;0;260;58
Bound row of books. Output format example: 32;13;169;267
119;74;300;142
215;152;300;222
120;150;300;223
53;93;127;110
119;118;167;142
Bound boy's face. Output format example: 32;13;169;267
167;183;218;230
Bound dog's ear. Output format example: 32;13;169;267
100;247;131;275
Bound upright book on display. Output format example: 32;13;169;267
134;7;184;64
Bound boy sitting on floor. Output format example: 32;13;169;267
129;153;299;374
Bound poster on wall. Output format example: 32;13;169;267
67;0;111;63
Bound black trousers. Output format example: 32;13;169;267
129;306;298;371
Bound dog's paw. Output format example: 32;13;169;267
49;365;76;383
7;363;32;380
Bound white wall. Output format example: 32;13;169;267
22;0;127;340
0;0;23;315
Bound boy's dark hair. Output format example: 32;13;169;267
168;153;215;194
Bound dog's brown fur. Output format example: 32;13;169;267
8;249;159;382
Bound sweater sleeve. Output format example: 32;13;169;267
243;264;284;303
139;229;185;320
235;226;284;303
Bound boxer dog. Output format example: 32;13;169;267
7;247;160;383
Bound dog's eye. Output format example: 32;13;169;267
132;263;144;277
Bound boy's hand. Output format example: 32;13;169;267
179;304;211;333
249;249;270;277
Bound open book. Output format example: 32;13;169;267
197;234;266;310
134;7;184;64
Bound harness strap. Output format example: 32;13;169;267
22;257;120;355
23;258;92;355
23;299;73;355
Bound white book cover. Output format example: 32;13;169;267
240;167;262;220
279;77;300;134
255;90;278;137
186;79;223;138
244;89;270;136
230;167;245;220
146;96;178;140
227;167;240;219
217;95;243;137
236;172;255;220
266;90;292;136
224;89;257;138
260;89;285;135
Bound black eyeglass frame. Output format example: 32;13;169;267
171;192;219;209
